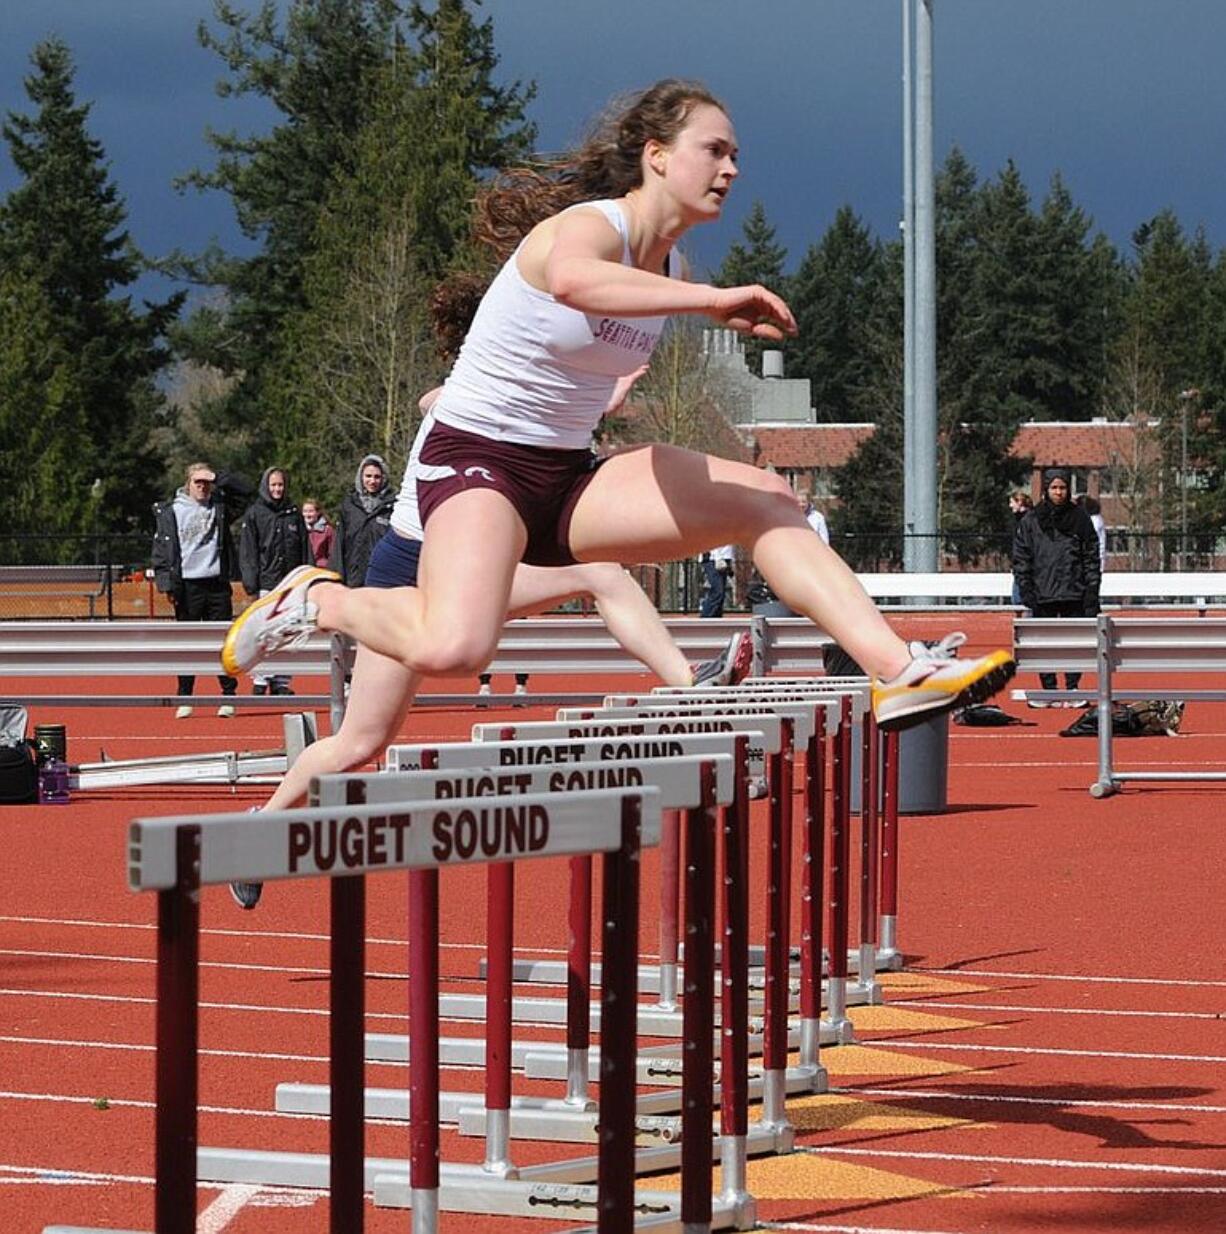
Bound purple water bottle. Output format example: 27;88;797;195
39;757;71;805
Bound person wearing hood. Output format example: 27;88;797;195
330;455;394;587
152;461;253;718
1013;467;1102;706
240;467;310;695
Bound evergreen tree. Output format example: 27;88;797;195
172;0;535;480
787;206;883;422
1030;174;1121;419
713;200;788;374
831;240;905;564
0;38;180;541
1126;211;1212;543
1192;252;1226;529
938;161;1038;550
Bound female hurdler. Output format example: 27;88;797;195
226;380;749;908
222;79;1013;734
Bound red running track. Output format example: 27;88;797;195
2;611;1225;1233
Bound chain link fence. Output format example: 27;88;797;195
3;531;1224;620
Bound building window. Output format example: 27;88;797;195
810;468;837;499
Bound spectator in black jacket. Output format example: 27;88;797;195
1013;467;1102;707
330;454;394;586
240;467;310;696
152;462;253;718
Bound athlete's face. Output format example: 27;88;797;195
649;103;738;221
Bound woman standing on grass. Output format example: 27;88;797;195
223;78;1012;730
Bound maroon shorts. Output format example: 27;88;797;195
415;418;605;567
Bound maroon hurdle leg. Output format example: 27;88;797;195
719;737;754;1221
681;765;717;1233
858;716;881;998
155;825;200;1234
596;796;643;1234
484;861;516;1173
330;873;366;1233
658;808;682;1009
330;781;367;1234
761;717;794;1132
566;854;594;1106
878;729;902;967
798;707;827;1072
409;868;440;1234
825;698;852;1039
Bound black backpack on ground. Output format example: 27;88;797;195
1060;700;1186;738
0;705;38;805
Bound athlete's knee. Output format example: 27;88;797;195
410;630;500;677
582;561;635;601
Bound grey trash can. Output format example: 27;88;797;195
849;710;949;814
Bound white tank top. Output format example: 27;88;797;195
390;414;431;540
431;199;672;449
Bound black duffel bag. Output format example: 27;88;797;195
0;705;38;804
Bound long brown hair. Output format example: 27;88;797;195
475;78;727;260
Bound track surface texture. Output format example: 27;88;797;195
2;611;1224;1233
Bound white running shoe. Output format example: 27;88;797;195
221;565;339;676
217;703;236;718
175;704;193;720
872;633;1015;732
691;630;753;688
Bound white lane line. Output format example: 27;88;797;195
0;988;560;1033
0;1089;409;1126
0;1033;353;1065
984;1185;1226;1194
0;947;329;977
0;1162;153;1185
831;1085;1226;1116
894;999;1224;1021
0;915;568;958
198;1183;262;1232
914;967;1226;989
765;1224;967;1234
800;1145;1226;1177
0;1161;327;1198
874;1040;1226;1064
0;945;542;982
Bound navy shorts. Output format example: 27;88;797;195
364;529;422;589
416;417;605;567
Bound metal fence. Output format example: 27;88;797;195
4;531;1226;621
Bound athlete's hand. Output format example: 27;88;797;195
606;363;651;414
708;284;797;341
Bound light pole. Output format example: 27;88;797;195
1177;388;1199;569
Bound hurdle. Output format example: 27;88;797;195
469;706;847;1148
182;762;759;1227
570;682;901;1046
263;733;790;1210
554;696;869;1069
278;754;734;1159
66;713;319;791
41;784;689;1234
644;678;904;973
